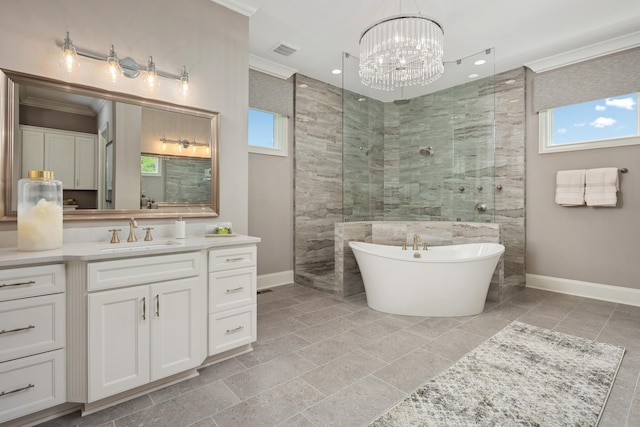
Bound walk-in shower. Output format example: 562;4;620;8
342;49;497;223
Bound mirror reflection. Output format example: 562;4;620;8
1;69;219;220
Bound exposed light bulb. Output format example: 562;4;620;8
177;143;182;152
178;66;190;97
58;31;79;74
145;56;158;90
192;144;197;153
106;45;122;83
205;145;210;155
162;142;167;151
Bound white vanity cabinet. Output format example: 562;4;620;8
208;245;257;355
21;125;97;190
68;251;206;404
0;264;66;424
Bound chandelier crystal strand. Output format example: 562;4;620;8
359;15;444;91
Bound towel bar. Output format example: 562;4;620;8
619;168;628;173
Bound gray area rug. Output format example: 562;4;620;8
372;321;625;426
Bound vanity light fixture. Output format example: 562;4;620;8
106;45;122;83
160;137;209;154
57;32;191;95
178;66;190;97
58;32;80;74
145;56;158;90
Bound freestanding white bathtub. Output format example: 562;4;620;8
349;241;505;317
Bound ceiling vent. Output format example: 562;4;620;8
272;42;298;57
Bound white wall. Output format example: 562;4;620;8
0;0;249;235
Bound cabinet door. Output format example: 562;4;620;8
44;132;75;189
150;277;202;380
88;286;150;402
21;129;45;178
75;136;97;189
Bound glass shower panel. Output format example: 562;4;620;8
447;49;496;222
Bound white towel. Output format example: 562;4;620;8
555;169;586;206
585;167;619;207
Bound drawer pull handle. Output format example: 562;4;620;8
225;287;245;294
0;280;36;289
225;257;245;262
0;383;35;398
0;325;35;335
142;297;146;320
226;325;244;334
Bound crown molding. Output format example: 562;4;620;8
249;54;297;80
210;0;258;16
526;31;640;73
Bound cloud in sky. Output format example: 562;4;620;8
595;105;606;111
557;128;567;134
590;117;617;128
605;97;636;110
574;122;586;127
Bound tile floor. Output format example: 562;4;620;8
37;284;640;427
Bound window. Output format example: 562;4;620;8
141;155;162;176
539;93;639;153
248;108;288;156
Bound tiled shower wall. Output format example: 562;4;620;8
294;68;526;295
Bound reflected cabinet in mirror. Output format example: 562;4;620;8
0;69;219;220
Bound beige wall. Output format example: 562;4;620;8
0;0;249;232
248;70;294;275
525;68;640;289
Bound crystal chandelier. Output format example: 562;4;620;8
359;15;444;91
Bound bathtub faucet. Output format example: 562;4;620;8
412;234;420;251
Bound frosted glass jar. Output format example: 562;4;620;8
17;170;63;251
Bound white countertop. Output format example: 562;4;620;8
0;235;261;268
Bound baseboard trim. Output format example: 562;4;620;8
257;270;294;290
526;274;640;307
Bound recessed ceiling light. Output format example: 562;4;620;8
358;97;366;102
474;59;486;66
468;73;479;78
331;69;342;75
298;83;308;88
505;79;516;85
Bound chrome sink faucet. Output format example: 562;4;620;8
127;218;138;242
412;234;420;251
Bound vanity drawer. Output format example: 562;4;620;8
209;267;256;313
208;246;256;272
0;349;65;424
208;305;256;355
0;294;65;363
0;264;65;302
88;252;201;291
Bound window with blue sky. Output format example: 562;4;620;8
552;93;638;145
248;108;288;156
248;109;275;148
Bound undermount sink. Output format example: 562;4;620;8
99;240;185;253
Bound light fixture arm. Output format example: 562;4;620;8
57;35;184;80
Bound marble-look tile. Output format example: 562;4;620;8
294;316;359;343
406;316;463;340
350;316;413;341
276;413;317;427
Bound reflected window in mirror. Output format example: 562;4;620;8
0;69;219;220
